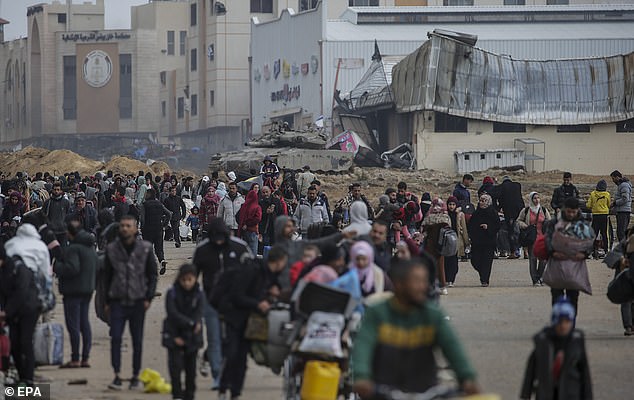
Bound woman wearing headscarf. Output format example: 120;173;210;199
216;182;228;200
1;191;26;226
344;201;372;238
200;186;221;233
468;194;501;287
348;240;388;299
238;190;262;256
422;198;451;294
586;179;611;258
446;196;469;287
517;192;551;286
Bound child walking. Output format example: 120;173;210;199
520;297;593;400
162;264;204;400
186;207;201;244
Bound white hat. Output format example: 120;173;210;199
202;175;210;182
227;171;237;181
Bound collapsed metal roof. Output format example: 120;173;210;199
391;31;634;125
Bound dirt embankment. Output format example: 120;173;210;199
314;167;610;206
0;147;187;178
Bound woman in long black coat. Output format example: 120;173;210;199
468;194;501;286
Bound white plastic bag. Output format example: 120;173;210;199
298;312;344;358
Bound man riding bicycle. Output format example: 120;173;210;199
352;258;481;399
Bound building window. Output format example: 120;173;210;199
443;0;474;5
210;0;214;15
546;0;569;4
557;125;590;133
616;119;634;133
191;4;197;26
177;97;185;119
493;122;526;133
120;54;133;119
167;31;175;55
191;49;197;72
503;0;525;4
299;0;319;12
161;101;166;118
349;0;379;5
210;90;214;107
191;94;198;116
434;112;467;133
179;31;187;56
57;13;66;24
251;0;273;13
63;56;76;120
160;71;166;86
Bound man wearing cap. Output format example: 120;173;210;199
66;192;98;237
521;297;592;400
296;165;316;199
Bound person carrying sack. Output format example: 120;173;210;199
517;192;551;286
542;198;594;315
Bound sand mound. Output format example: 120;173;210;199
0;147;183;178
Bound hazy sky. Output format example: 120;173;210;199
1;0;148;41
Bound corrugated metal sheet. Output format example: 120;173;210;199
392;33;634;125
454;149;525;174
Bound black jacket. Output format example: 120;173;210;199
43;195;71;234
162;282;204;352
259;197;283;239
551;184;580;211
521;327;592;400
140;199;172;230
0;257;39;320
221;261;279;329
104;238;158;305
53;230;97;297
467;207;501;248
113;200;139;222
193;218;253;304
496;180;525;219
163;195;186;221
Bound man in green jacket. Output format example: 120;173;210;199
53;219;97;368
352;258;480;398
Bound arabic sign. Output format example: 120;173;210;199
62;32;132;42
271;84;300;102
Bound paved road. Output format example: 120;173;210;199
42;242;632;399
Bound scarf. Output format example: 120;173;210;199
479;194;493;209
529;192;541;215
349;241;375;294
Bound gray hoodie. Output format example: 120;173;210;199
613;178;632;213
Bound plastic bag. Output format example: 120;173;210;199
298;312;345;358
139;368;172;394
542;259;592;295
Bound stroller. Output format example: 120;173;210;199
282;281;359;400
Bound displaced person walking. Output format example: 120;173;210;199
164;186;187;248
53;220;97;368
446;196;469;286
468;194;500;287
610;170;632;241
517;192;551;286
162;264;204;400
586;180;610;258
104;215;158;391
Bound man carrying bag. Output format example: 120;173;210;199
542;198;594;315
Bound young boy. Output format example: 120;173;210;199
520;297;592;400
289;245;319;287
162;264;204;400
186;207;201;244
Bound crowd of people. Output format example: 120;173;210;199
0;160;631;400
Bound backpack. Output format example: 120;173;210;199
12;255;56;314
438;227;458;257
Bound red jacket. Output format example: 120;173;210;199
239;190;262;233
